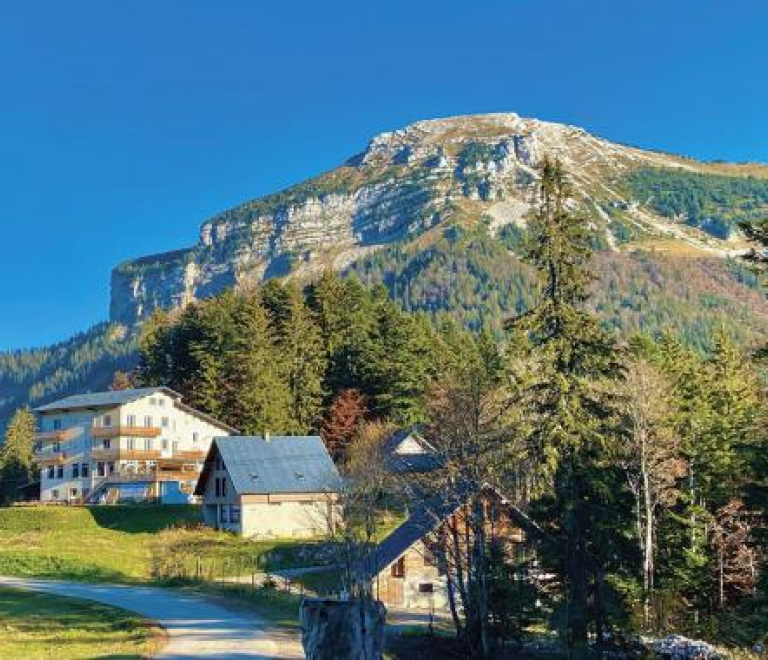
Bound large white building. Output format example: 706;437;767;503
33;387;235;503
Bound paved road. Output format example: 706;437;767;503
0;576;303;659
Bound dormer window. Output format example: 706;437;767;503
103;415;112;428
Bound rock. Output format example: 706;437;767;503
300;597;386;660
108;112;737;325
652;634;722;659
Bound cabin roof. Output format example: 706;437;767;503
195;435;342;496
368;483;535;577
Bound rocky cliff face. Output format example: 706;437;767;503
110;112;760;325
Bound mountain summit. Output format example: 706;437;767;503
110;112;768;325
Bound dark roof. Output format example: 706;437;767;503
381;426;442;474
35;387;179;412
195;436;342;496
368;484;536;577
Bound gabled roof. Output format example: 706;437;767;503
195;436;342;496
35;387;180;412
368;483;536;577
381;425;442;474
34;386;237;433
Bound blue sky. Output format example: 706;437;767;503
1;0;767;350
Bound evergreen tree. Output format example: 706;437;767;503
0;408;36;503
225;292;292;434
512;157;623;656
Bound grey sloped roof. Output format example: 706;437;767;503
381;425;443;474
197;436;342;496
367;484;537;577
35;387;179;412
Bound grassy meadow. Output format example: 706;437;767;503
0;586;157;659
0;505;336;583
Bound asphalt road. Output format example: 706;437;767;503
0;576;303;659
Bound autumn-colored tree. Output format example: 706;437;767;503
109;370;134;391
321;389;368;460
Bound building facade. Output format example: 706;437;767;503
196;436;342;539
370;486;528;611
34;387;235;503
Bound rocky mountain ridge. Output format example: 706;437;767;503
110;112;767;325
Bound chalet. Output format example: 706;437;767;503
33;387;236;504
195;435;342;539
368;484;531;611
380;425;442;474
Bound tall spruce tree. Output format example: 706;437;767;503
512;157;623;656
0;408;36;503
225;292;292;434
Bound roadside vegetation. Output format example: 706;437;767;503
0;586;157;659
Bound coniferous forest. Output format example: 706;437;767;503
120;159;768;655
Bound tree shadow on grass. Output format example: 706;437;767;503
86;504;201;534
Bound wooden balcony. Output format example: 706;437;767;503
34;428;77;443
158;450;206;463
91;425;162;439
33;452;78;466
91;448;162;461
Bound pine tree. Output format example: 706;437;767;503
0;408;36;503
225;292;292;434
273;283;327;433
512;157;623;655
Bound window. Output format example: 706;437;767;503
103;415;112;427
215;478;221;498
52;418;61;430
149;397;157;406
222;478;227;497
158;397;165;407
56;465;64;479
97;462;106;477
127;414;136;427
144;438;152;451
82;463;90;478
107;462;115;475
70;488;78;499
391;557;405;578
220;504;229;523
418;583;434;594
161;417;169;428
270;501;282;507
192;432;198;443
52;489;59;499
230;505;241;523
127;438;135;450
72;464;79;479
47;465;55;479
144;416;153;428
162;439;169;451
103;440;111;450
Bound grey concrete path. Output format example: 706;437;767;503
0;576;303;659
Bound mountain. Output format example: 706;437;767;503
110;112;768;331
3;112;768;430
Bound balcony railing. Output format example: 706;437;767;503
33;451;82;466
157;450;206;463
91;448;162;461
34;428;77;443
91;425;162;439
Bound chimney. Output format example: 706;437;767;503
264;430;271;442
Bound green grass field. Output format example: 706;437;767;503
0;586;157;659
0;505;336;583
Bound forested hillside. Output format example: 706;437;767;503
0;324;138;432
348;224;768;352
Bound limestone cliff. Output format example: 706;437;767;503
110;112;764;324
